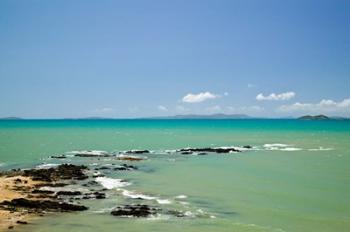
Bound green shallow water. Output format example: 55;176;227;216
0;119;350;232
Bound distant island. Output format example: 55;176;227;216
298;115;330;120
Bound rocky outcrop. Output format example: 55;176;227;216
111;204;158;217
23;164;88;182
0;198;88;212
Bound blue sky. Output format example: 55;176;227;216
0;0;349;118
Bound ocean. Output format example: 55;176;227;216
0;119;349;232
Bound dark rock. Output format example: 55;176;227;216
178;147;241;154
8;226;14;229
111;204;158;217
23;164;88;182
181;151;193;155
125;150;150;154
243;145;252;149
82;192;106;199
32;189;55;195
50;155;67;159
14;178;22;184
56;191;82;196
0;198;88;212
16;221;28;224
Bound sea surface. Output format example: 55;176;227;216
0;119;349;232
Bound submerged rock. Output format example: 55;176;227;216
113;164;137;171
111;204;158;217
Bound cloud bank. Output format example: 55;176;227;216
279;98;350;114
256;92;295;101
182;92;219;103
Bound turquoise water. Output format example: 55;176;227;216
0;119;350;232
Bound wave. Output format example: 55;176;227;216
308;147;334;151
175;195;187;199
156;199;172;204
36;163;60;169
69;150;110;156
263;144;302;151
95;177;131;189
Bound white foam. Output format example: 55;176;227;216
96;177;131;189
117;154;147;159
69;150;109;156
36;163;60;169
263;144;302;151
308;147;334;151
121;190;156;200
175;195;187;199
280;147;302;151
264;144;289;148
39;185;88;193
156;199;171;204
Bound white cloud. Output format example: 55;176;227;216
256;92;295;101
157;105;168;111
223;92;229;96
279;98;350;114
182;92;219;103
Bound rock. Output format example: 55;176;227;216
178;147;241;154
243;145;252;149
125;150;150;154
0;198;88;212
117;156;145;161
111;204;158;217
50;155;67;159
180;151;193;155
32;189;55;195
56;191;82;196
197;152;208;156
113;164;137;171
14;178;22;184
16;221;28;224
23;164;88;182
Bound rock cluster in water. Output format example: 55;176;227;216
0;145;252;229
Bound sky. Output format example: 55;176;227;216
0;0;349;118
